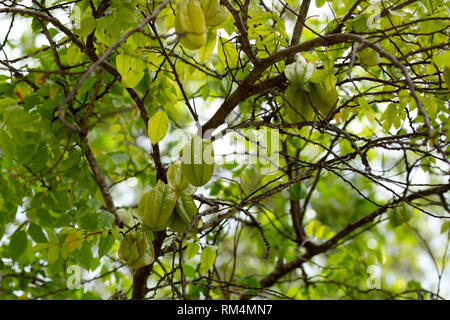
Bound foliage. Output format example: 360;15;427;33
0;0;449;300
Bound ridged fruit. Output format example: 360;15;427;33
285;86;313;123
118;232;138;264
181;135;215;187
176;194;198;224
357;47;381;66
132;230;155;269
309;82;338;117
175;0;206;50
201;0;228;27
284;54;316;89
170;194;198;234
167;160;190;194
138;180;178;231
118;230;155;269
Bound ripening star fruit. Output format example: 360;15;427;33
167;161;190;193
309;82;338;117
284;54;316;89
201;0;229;27
175;0;206;50
169;194;199;234
167;160;198;195
138;180;178;231
118;232;138;265
357;47;381;66
285;86;314;123
118;230;155;269
181;135;215;187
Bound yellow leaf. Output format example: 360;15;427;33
148;110;169;144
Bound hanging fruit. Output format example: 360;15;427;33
138;180;178;231
118;229;155;269
170;194;199;234
181;135;215;187
309;82;338;117
285;86;314;123
200;0;229;27
175;0;207;50
118;232;138;264
167;160;191;194
284;54;316;89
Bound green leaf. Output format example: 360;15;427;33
357;97;375;122
120;69;144;88
31;17;43;32
77;242;94;270
315;0;326;8
117;6;135;23
66;44;83;65
98;233;115;258
199;30;217;63
116;54;130;77
9;230;28;260
186;242;200;259
148;110;169;144
48;245;59;264
28;223;48;243
389;204;413;228
80;16;96;37
188;285;202;299
32;242;50;254
2;106;34;128
0;97;17;108
306;220;335;239
200;246;216;273
0;131;16;158
97;211;115;229
182;264;196;278
339;139;353;155
433;51;450;67
349;14;369;33
111;228;121;240
218;37;238;68
381;103;400;131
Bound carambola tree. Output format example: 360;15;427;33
0;0;449;300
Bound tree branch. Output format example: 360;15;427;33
81;136;124;228
252;184;450;292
